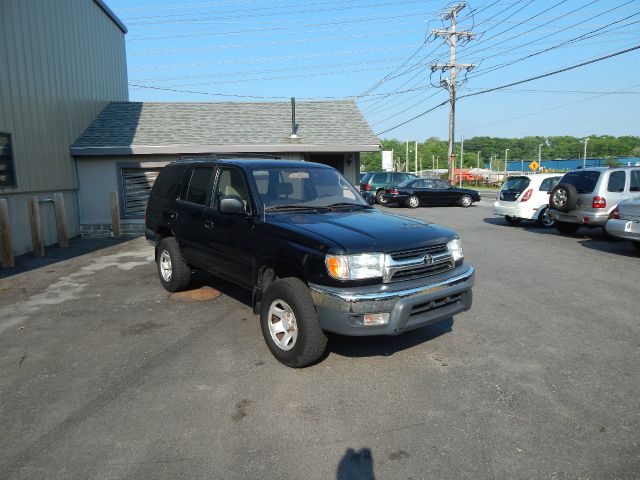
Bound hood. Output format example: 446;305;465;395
268;208;456;254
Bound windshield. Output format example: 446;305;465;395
252;167;369;210
561;170;601;194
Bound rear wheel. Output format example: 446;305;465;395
375;190;387;205
406;195;420;209
260;277;327;368
459;195;473;208
554;221;580;235
157;237;191;292
536;207;555;228
505;216;521;226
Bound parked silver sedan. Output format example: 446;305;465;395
605;196;640;251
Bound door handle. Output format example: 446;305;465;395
203;219;214;229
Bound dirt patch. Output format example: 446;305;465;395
169;286;221;302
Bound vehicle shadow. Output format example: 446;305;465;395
327;318;453;359
189;270;253;306
482;216;561;235
336;448;376;480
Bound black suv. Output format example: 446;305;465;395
145;159;475;367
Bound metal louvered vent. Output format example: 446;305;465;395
122;168;161;217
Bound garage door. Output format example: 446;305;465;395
121;168;161;217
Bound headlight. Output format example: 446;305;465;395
447;238;464;264
326;253;385;280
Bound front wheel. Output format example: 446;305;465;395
536;207;555;228
260;277;328;368
505;216;521;226
555;221;580;235
406;195;420;209
459;195;473;208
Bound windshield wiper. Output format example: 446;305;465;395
326;202;370;210
265;204;327;212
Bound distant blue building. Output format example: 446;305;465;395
504;157;640;172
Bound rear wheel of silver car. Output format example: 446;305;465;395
406;195;420;209
536;207;555;228
157;237;191;292
260;277;327;368
505;216;521;226
375;190;388;205
459;195;473;208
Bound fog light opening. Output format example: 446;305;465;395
363;313;390;326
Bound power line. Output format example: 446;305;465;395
375;44;640;136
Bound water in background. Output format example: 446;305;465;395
503;157;640;172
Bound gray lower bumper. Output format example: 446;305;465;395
309;265;475;336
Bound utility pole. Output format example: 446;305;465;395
504;148;509;175
459;136;464;186
538;143;543;170
430;2;475;183
405;141;409;172
583;137;589;168
476;151;480;187
414;140;418;174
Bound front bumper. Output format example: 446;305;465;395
309;265;474;336
547;208;609;226
606;218;640;241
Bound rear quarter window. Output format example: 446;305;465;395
630;170;640;192
539;176;561;192
372;173;387;183
151;164;190;198
607;171;626;192
560;171;601;194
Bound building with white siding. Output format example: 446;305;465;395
0;0;127;255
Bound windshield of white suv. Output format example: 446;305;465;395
561;171;601;194
252;167;369;211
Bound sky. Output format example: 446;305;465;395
108;0;640;142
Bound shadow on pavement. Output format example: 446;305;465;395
336;448;376;480
327;318;453;359
0;235;142;279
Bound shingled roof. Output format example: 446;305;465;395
71;100;380;155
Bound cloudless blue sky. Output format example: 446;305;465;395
108;0;640;142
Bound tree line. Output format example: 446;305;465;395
361;135;640;171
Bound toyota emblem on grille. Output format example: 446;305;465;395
423;254;433;266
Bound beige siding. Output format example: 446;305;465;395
0;0;127;196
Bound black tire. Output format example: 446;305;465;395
633;241;640;252
459;195;473;208
554;221;580;235
375;190;387;205
406;195;420;209
536;207;555;228
156;237;191;292
549;183;578;212
505;216;522;226
260;277;328;368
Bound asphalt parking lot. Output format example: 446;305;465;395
1;198;638;480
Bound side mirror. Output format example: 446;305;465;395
219;195;246;214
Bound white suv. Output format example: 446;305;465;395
547;166;640;235
493;173;562;227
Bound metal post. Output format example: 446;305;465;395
414;140;418;174
538;143;543;170
505;148;509;175
405;141;409;172
476;151;480;187
583;137;589;168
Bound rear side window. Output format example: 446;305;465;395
630;170;640;192
561;171;601;194
372;173;387;183
151;164;190;198
607;171;626;192
185;167;214;205
502;177;530;191
539;176;561;192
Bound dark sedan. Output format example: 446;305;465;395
382;178;481;208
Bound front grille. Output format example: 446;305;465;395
391;244;448;261
410;293;463;317
387;244;454;282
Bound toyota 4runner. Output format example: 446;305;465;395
145;159;475;367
